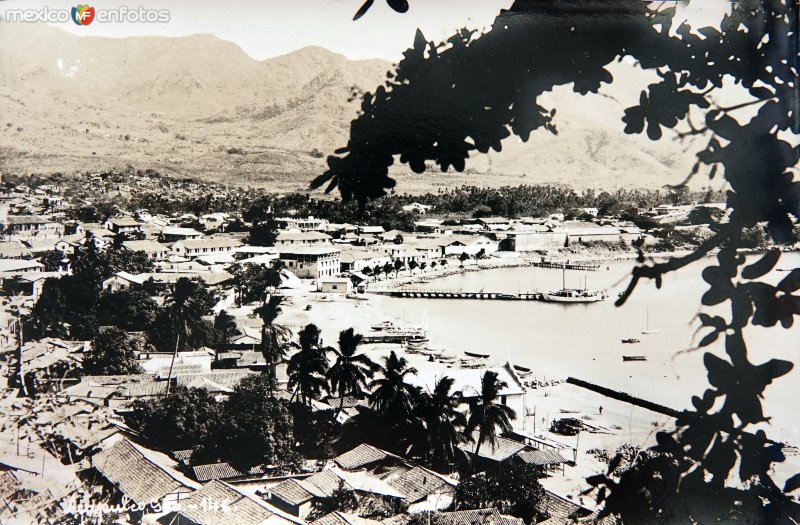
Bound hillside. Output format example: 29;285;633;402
0;24;709;193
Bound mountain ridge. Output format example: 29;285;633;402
0;24;706;193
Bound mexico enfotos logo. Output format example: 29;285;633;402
2;5;170;24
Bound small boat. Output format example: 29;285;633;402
514;365;533;378
464;351;491;359
419;347;445;357
623;355;647;361
371;321;396;331
621;338;640;344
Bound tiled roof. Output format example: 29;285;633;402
192;463;244;482
516;449;569;466
312;512;353;525
535;490;591;521
333;444;395;470
122;240;169;253
460;435;527;462
92;439;197;506
169;480;302;525
435;508;525;525
304;469;347;496
387;467;456;503
270;479;317;506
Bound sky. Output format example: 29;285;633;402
0;0;731;61
0;0;515;60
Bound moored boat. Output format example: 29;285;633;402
623;355;647;361
543;289;606;303
621;338;640;344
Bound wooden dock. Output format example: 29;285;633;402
530;261;601;271
370;289;547;301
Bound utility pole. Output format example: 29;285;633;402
16;316;28;397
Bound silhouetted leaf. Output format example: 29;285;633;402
777;269;800;293
741;250;780;280
785;474;800;493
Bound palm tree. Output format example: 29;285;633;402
465;371;516;466
164;278;206;393
254;294;291;389
287;324;329;405
368;351;419;421
413;376;468;470
326;328;379;416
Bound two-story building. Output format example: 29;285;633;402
278;245;340;280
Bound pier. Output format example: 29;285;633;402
370;289;548;301
530;261;601;271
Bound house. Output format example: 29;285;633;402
441;235;499;257
276;216;328;232
268;467;406;518
384;247;427;267
339;250;392;273
318;277;353;294
159;480;304;525
0;242;32;259
3;271;60;301
172;237;243;258
563;223;625;244
161;227;203;242
1;215;64;239
278;246;340;279
477;217;512;231
89;439;199;512
387;466;457;513
401;203;434;214
0;259;44;275
499;228;568;252
104;217;143;235
101;271;146;293
122;239;170;261
275;231;333;246
357;225;385;236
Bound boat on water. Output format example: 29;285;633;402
371;321;397;331
543;289;606;303
621;338;640;344
464;351;491;359
543;267;605;303
623;355;647;361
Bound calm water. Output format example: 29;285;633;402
303;253;800;444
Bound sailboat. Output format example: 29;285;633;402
543;268;605;303
641;307;660;334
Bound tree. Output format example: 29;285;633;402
125;387;220;452
458;252;470;268
465;371;516;466
38;250;67;272
455;463;546;524
254;295;291;389
326;328;379;415
198;375;300;471
83;328;145;376
368;350;419;422
163;278;211;392
393;259;405;276
214;310;240;346
287;324;329;405
412;376;468;470
248;216;279;247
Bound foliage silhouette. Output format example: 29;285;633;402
318;0;800;521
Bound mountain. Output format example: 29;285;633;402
0;24;707;193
